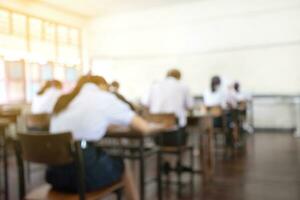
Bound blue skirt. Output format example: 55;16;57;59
46;145;124;193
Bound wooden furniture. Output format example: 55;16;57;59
143;113;194;198
0;119;11;200
14;132;124;200
0;107;22;123
104;125;174;200
187;114;214;181
206;106;228;148
25;113;50;132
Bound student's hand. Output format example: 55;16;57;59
130;115;176;135
147;122;176;133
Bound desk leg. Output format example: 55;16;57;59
199;133;207;181
157;137;162;200
139;139;145;200
207;127;214;178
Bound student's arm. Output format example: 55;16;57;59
184;86;194;110
130;115;165;135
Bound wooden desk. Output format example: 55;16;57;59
187;114;214;181
105;125;174;200
0;119;11;200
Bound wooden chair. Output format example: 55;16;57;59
206;106;227;148
237;101;248;142
237;101;247;124
0;119;11;200
24;113;51;184
25;113;50;132
14;132;124;200
143;113;194;198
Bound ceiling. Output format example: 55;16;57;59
34;0;195;18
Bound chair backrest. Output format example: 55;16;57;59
143;113;177;127
17;132;74;165
206;106;223;117
15;132;86;200
25;113;50;131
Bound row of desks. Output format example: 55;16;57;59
105;114;214;200
0;112;214;200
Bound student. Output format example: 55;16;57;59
109;80;135;110
143;69;194;129
203;76;238;151
203;76;227;109
233;82;251;102
31;80;63;114
142;69;194;172
48;75;164;199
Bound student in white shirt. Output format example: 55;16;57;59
31;80;63;114
203;76;227;109
233;82;251;102
143;69;194;128
48;75;164;199
203;76;238;151
142;69;194;174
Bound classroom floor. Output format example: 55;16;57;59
2;133;300;200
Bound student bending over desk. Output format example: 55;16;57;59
49;75;164;200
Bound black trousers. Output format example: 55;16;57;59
46;145;124;193
155;127;187;146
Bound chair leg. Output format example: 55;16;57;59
177;149;182;198
115;188;123;200
190;147;194;195
26;162;31;183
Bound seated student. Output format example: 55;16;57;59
31;80;63;114
48;75;164;199
142;69;194;144
142;69;194;173
109;80;135;110
203;76;238;150
233;81;253;133
203;76;226;126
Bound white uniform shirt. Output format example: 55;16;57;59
233;91;251;102
143;77;194;127
31;88;62;114
50;83;135;141
203;88;227;109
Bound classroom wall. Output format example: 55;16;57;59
87;0;300;99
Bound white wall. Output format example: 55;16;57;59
87;0;300;99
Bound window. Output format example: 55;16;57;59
5;60;26;102
12;13;26;37
0;7;82;103
0;9;10;34
0;58;6;103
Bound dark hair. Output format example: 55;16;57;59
53;75;108;114
37;80;62;95
234;82;240;92
167;69;181;80
211;76;221;92
110;81;120;89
